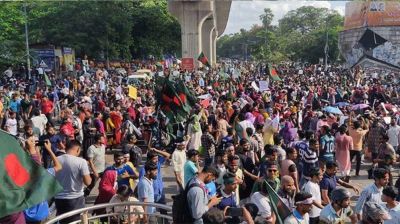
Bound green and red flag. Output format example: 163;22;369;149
269;64;282;81
197;52;211;67
0;131;63;218
264;180;291;224
156;77;196;125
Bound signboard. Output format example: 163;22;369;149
344;1;400;30
259;80;269;91
32;48;55;72
181;58;194;71
63;47;73;55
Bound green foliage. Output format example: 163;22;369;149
0;0;181;69
217;6;344;64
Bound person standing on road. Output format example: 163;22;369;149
54;140;91;224
355;168;390;220
85;134;106;196
302;168;324;224
172;137;188;190
283;191;313;224
138;162;158;224
319;188;357;224
187;166;221;224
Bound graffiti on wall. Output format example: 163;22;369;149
373;41;400;67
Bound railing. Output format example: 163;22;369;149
45;201;173;224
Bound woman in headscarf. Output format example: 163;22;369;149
187;108;203;151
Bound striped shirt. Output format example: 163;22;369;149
295;140;318;178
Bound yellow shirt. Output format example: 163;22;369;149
349;127;368;151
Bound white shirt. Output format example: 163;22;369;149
388;125;400;147
251;192;272;219
302;181;322;218
31;114;48;136
6;118;18;136
171;149;186;187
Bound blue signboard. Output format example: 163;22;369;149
32;48;55;71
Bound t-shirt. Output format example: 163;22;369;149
320;173;338;198
302;181;322;218
9;100;20;113
137;177;155;214
55;154;90;199
87;144;106;173
349;127;368;151
320;203;353;224
385;203;400;224
320;135;335;158
6;118;18;136
388;125;400;147
251;192;272;219
105;164;135;187
184;160;198;187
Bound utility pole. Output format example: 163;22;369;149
24;3;31;79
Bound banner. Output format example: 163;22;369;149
344;1;400;30
128;85;137;99
181;58;194;71
259;80;269;91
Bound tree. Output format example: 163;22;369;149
217;6;344;64
260;8;273;29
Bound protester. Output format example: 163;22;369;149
382;186;400;224
283;191;313;224
54;140;91;224
137;162;158;224
319;188;357;224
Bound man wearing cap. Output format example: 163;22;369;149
172;137;188;190
216;172;238;210
319;188;357;224
284;191;313;224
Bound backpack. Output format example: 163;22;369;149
129;145;142;167
172;182;202;223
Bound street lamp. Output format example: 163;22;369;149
23;2;31;79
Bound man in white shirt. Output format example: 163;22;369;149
85;135;106;196
302;168;324;224
251;180;276;223
387;119;400;153
30;109;48;136
171;137;188;190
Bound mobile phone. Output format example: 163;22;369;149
35;140;46;147
226;207;243;217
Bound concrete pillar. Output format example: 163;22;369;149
201;18;214;64
212;29;217;65
168;0;213;62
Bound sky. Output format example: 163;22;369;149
224;1;349;35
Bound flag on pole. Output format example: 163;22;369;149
44;73;52;86
0;131;63;217
197;52;211;67
264;180;291;224
268;64;282;81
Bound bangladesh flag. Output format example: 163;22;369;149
264;180;291;224
268;64;282;81
197;52;211;67
0;131;63;218
156;77;196;124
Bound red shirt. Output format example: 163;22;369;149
41;100;53;114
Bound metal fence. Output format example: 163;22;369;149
44;201;172;224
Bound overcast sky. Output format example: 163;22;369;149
223;1;348;35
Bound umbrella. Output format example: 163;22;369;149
334;102;350;107
323;106;343;115
352;104;369;110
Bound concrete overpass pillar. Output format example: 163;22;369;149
212;29;217;65
201;18;214;65
168;0;213;62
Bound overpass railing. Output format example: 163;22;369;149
44;201;172;224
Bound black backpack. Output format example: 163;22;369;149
172;182;202;223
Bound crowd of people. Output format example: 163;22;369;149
1;60;400;224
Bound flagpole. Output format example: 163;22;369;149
324;17;329;72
